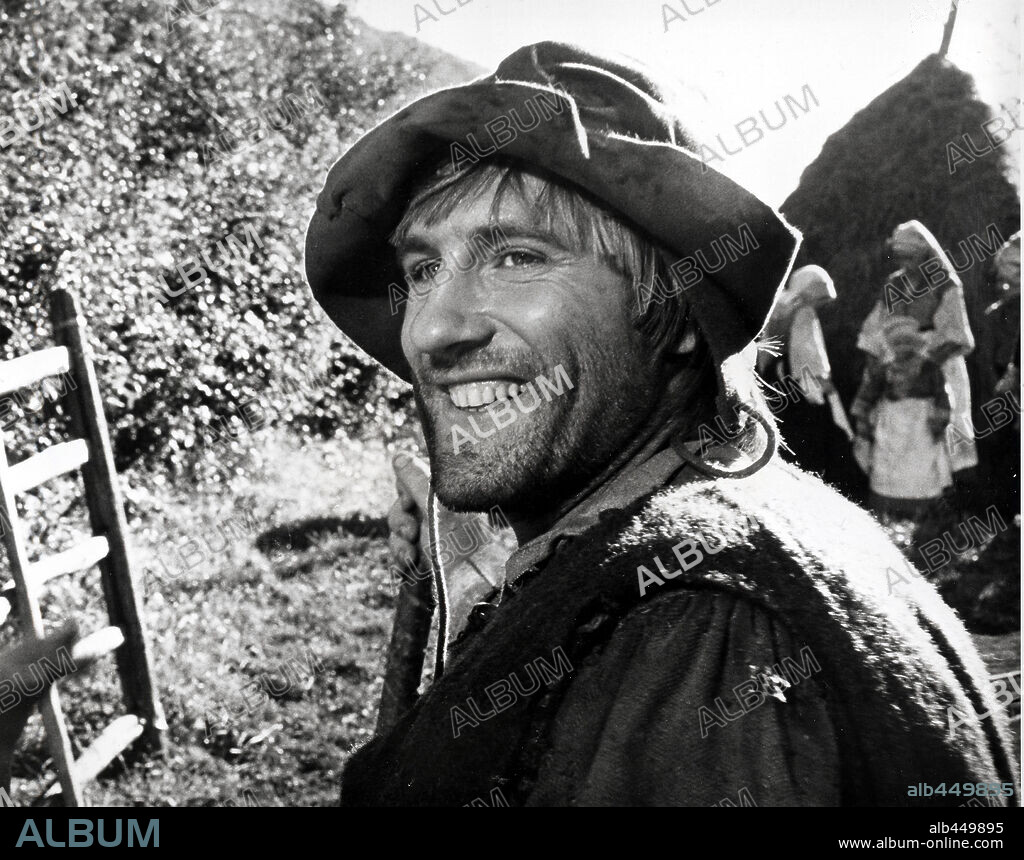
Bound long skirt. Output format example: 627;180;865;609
865;398;953;509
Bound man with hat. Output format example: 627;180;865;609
305;42;1017;806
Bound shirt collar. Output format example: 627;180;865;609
503;439;756;584
504;445;687;584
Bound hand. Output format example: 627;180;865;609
994;364;1019;396
1;623;84;795
388;453;509;585
927;412;950;441
387;453;430;586
926;343;959;366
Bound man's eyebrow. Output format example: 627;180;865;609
466;222;577;259
394;234;436;258
395;218;574;258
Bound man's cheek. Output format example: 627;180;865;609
399;301;430;368
399;324;415;366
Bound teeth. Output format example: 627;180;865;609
447;380;520;409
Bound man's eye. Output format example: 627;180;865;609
409;259;442;281
495;250;544;268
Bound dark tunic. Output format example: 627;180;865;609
341;453;1017;806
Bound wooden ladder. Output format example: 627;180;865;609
0;288;165;805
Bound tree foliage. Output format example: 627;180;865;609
0;0;421;483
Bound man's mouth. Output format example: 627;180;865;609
444;379;524;411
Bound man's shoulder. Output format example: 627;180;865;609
615;458;901;574
595;458;950;628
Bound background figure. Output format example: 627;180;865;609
760;265;855;484
856;220;978;511
852;317;953;515
989;232;1020;407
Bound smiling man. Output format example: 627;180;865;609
304;42;1017;807
393;163;678;521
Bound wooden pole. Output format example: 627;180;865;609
49;289;166;751
375;564;435;734
938;0;959;59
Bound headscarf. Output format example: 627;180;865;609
763;264;836;347
886;220;962;291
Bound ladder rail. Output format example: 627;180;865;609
50;289;166;751
0;429;83;806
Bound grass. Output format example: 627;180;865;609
8;431;405;807
4;430;1020;806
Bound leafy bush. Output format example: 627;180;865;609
0;0;420;483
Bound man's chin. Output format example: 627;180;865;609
433;481;511;513
421;401;558;512
429;447;536;513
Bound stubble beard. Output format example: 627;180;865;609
413;354;661;516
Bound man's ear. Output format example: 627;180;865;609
668;320;698;356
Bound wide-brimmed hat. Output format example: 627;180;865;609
304;41;801;383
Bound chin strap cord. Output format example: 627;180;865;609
427;486;449;681
672;400;778;480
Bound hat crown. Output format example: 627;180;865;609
494;42;663;101
492;41;690;148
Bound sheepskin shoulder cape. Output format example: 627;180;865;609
341;461;1017;807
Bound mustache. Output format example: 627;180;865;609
413;349;545;387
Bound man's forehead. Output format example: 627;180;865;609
396;182;549;249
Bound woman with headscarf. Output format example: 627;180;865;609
854;220;977;515
760;264;854;484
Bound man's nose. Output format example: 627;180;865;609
403;269;495;365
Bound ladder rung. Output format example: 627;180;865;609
74;714;143;783
42;714;143;798
26;536;110;588
0;538;108;611
0;346;71;398
7;439;89;494
70;625;125;664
